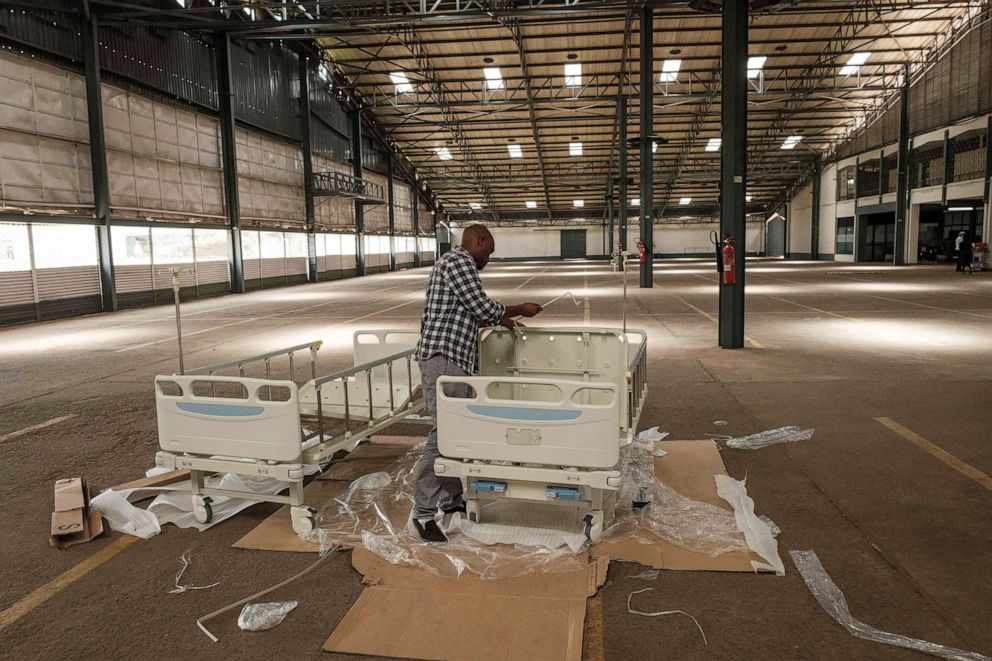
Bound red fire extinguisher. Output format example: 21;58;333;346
637;240;646;264
721;236;736;286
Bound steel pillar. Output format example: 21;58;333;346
719;0;747;349
638;4;653;288
82;15;117;312
387;154;396;271
811;155;821;260
216;32;244;293
351;109;365;275
299;54;318;283
894;65;911;266
412;182;421;267
618;93;628;250
985;114;992;243
607;177;614;256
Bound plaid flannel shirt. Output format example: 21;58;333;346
414;246;505;374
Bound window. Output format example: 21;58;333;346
260;231;285;259
569;141;583;156
857;158;881;198
507;144;523;158
880;153;898;194
564;63;582;87
910;141;944;188
340;233;356;256
483;67;503;90
705;138;721;152
747;56;766;79
241;230;261;260
194;229;228;262
679;197;691;205
659;59;680;83
525;201;537;209
0;223;31;272
152;228;194;263
285;232;308;259
948;129;987;183
112;226;152;266
839;52;869;77
837;166;856;201
836;217;854;255
33;224;98;269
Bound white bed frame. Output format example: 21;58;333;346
434;326;648;541
154;330;425;535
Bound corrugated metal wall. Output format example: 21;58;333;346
236;128;305;227
362;170;389;231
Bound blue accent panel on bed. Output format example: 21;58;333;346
466;405;581;421
176;402;265;417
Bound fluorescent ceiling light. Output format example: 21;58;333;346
747;56;766;79
507;143;523;158
483;67;504;90
705;137;721;152
659;59;681;83
525;201;537;209
840;52;870;76
573;199;584;208
390;72;413;94
679;197;691;205
317;64;330;82
435;146;453;161
564;62;583;87
630;198;640;206
780;135;803;150
469;202;482;210
569;141;583;156
948;206;973;211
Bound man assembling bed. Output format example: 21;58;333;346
408;223;543;542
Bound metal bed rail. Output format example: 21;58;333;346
625;331;649;434
185;340;324;383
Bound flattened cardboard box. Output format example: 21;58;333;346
323;546;608;661
51;477;104;548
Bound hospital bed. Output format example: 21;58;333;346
154;330;425;535
433;326;647;542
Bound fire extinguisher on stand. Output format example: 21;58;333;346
710;231;736;286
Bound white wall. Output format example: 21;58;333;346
788;183;813;256
818;162;839;258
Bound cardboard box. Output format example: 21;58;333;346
50;478;104;549
323;546;607;661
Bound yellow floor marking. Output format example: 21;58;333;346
671;293;763;348
874;417;992;491
582;593;606;661
0;536;139;632
0;414;78;444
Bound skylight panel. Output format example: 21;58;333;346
659;59;681;83
483;67;504;90
630;198;640;206
469;202;482;210
569;141;583;156
390;72;413;94
679;197;692;205
525;201;537;209
747;56;766;79
564;63;583;87
839;52;870;76
435;146;453;161
507;143;523;158
573;199;584;208
780;135;802;150
652;141;658;154
705;138;721;152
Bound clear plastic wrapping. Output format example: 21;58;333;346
726;426;814;450
237;601;298;632
790;551;990;661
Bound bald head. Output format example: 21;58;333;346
461;223;495;270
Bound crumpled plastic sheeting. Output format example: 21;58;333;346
601;442;749;558
726;426;814;450
790;551;991;661
313;446;583;579
237;601;298;632
91;489;162;539
448;511;588;553
715;475;784;575
635;427;670;444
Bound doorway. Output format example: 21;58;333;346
766;216;785;257
560;229;587;259
859;212;895;262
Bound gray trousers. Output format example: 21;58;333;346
412;355;471;519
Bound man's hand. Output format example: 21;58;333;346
519;303;542;318
500;317;525;331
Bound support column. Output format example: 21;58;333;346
216;32;244;293
82;15;116;312
607;177;614;257
299;55;318;283
811;156;821;260
894;65;911;266
618;93;628;250
351;109;365;275
719;0;747;349
386;154;396;271
412;183;421;267
985;114;992;242
638;4;653;288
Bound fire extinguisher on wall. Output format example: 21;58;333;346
721;236;737;286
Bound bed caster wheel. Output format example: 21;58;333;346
291;506;317;536
583;512;604;543
466;501;480;523
193;496;213;524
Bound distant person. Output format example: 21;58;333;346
409;223;543;542
956;231;972;272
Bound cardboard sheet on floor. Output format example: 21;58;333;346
323;546;607;661
592;440;762;572
232;436;421;553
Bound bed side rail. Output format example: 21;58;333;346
184;340;323;385
624;330;648;436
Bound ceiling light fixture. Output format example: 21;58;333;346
679;197;692;205
507;143;523;158
780;135;803;150
573;199;584;208
705;137;722;151
660;59;681;83
840;52;870;76
569;141;583;156
483;67;504;90
564;62;583;87
526;201;537;208
390;72;413;94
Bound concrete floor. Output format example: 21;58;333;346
1;257;990;660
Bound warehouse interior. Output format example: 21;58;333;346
1;1;991;660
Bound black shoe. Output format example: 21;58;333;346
407;516;448;543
